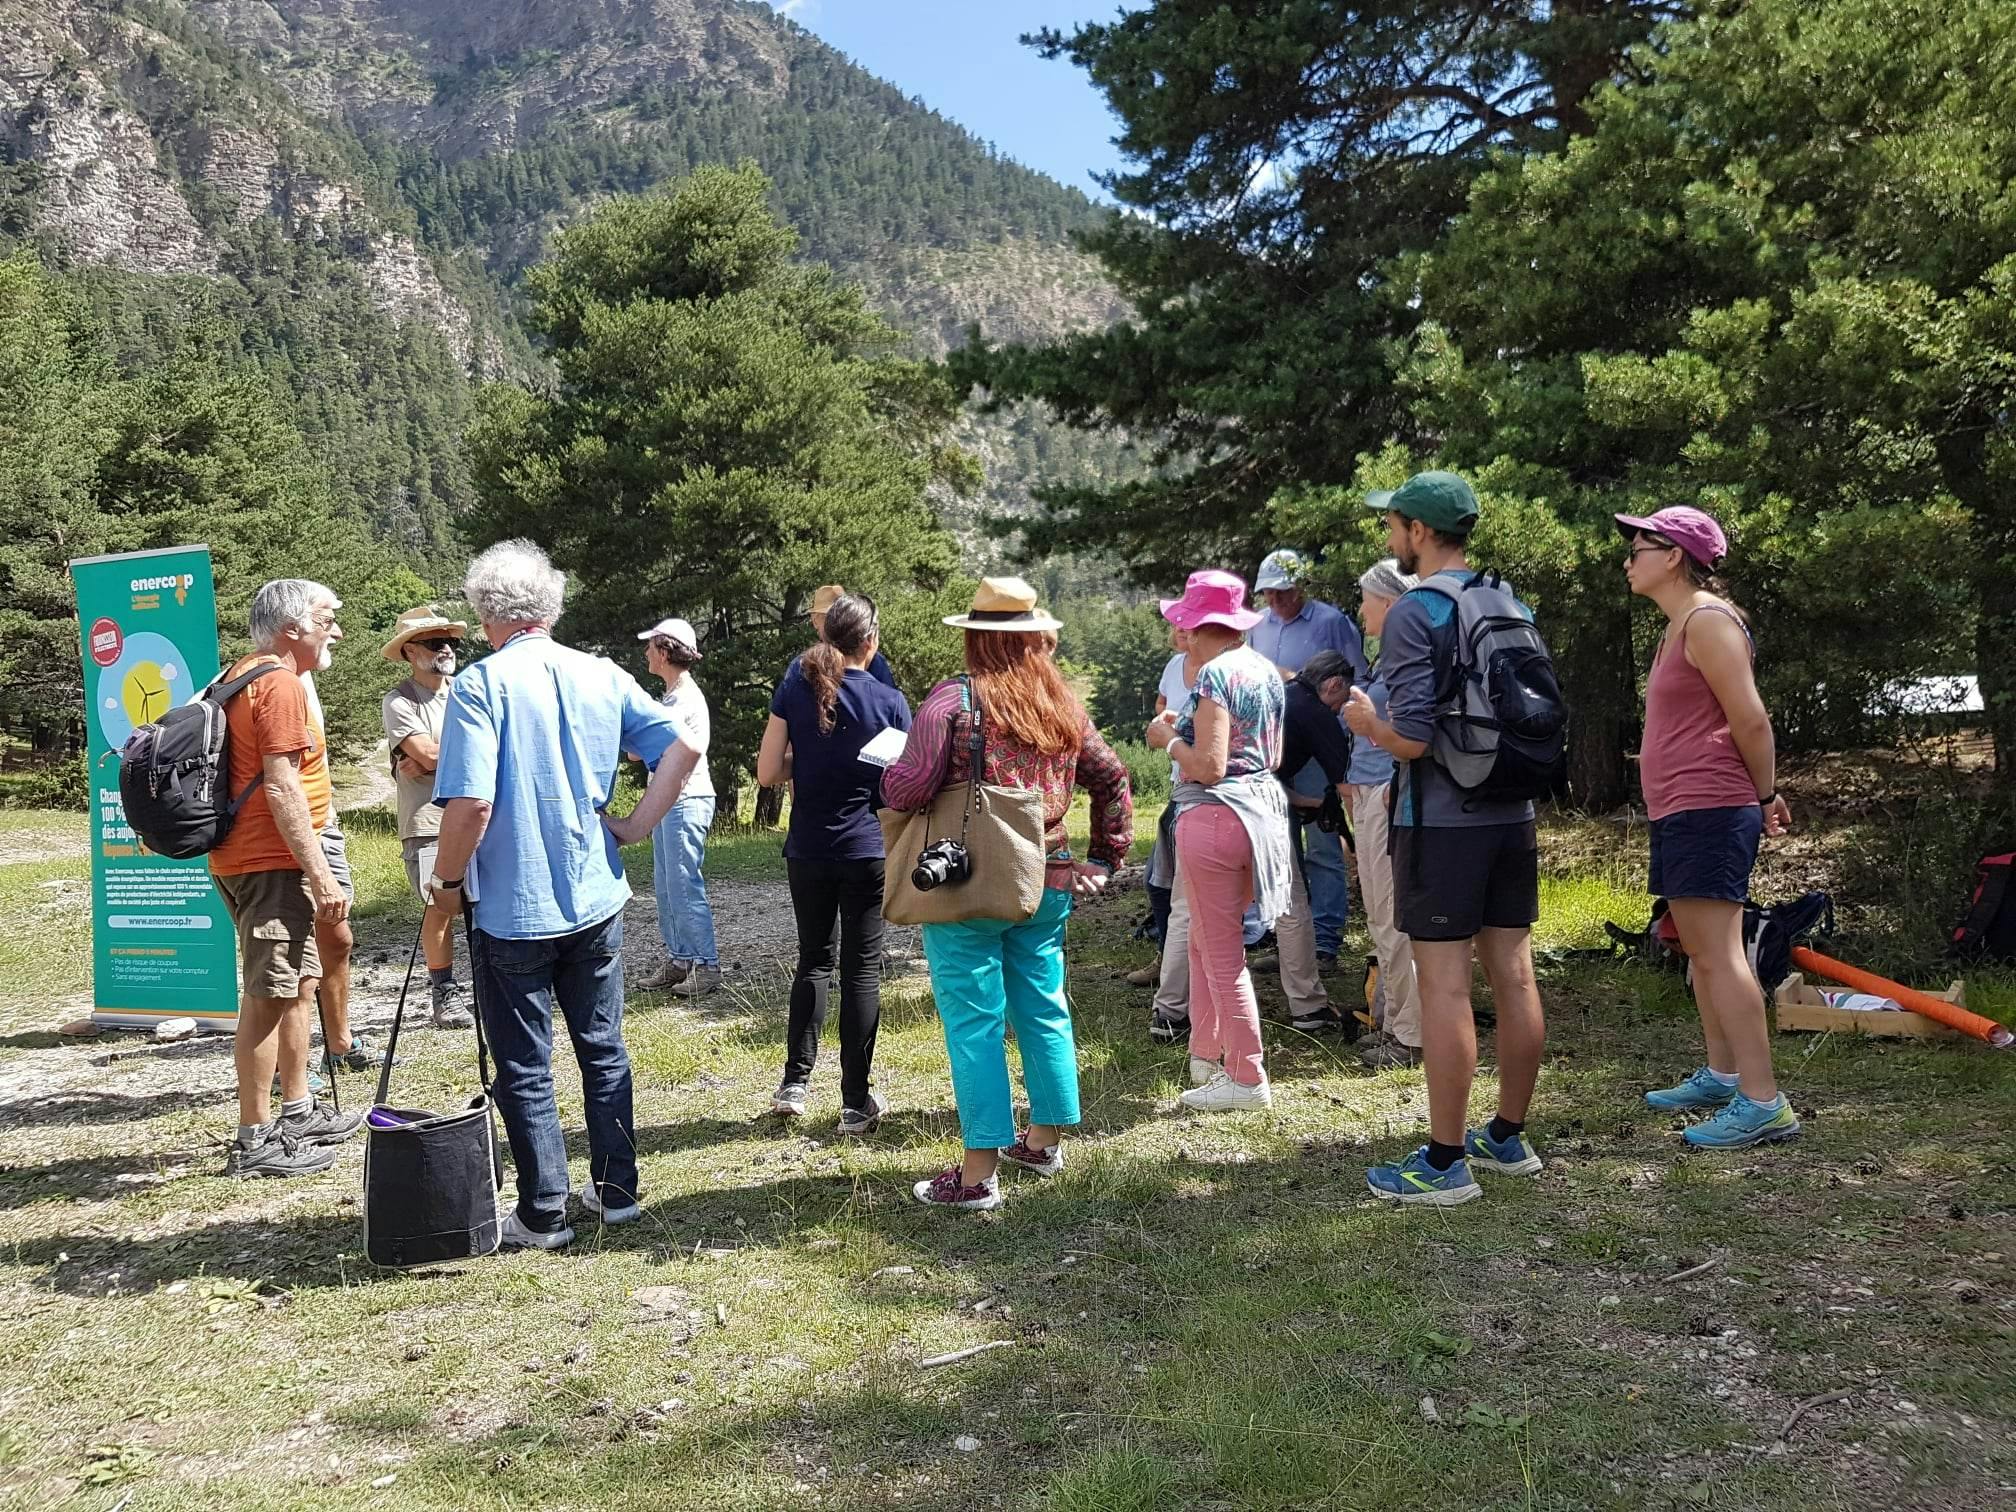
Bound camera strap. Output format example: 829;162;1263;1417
958;675;985;849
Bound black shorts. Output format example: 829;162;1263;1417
1648;804;1761;904
1392;821;1540;942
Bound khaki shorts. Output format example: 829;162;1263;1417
214;868;322;1001
402;835;440;904
321;818;354;905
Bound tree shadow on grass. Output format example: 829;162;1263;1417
0;1084;235;1128
0;1147;212;1208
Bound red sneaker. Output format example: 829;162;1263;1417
998;1134;1063;1177
911;1166;1003;1211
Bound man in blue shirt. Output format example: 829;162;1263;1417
430;540;700;1250
1250;548;1371;962
1343;473;1546;1211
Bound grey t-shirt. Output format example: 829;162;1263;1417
1382;570;1537;829
382;676;450;841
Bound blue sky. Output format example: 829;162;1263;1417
765;2;1134;199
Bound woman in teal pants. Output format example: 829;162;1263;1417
882;578;1134;1211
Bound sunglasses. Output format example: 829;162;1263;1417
413;637;460;653
1624;545;1675;561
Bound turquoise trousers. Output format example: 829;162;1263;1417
920;887;1080;1150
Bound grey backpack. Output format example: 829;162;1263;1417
1414;572;1566;804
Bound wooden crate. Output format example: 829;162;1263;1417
1774;973;1966;1041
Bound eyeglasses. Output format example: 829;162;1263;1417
413;637;460;652
1624;545;1675;561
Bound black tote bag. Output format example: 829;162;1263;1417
362;921;504;1268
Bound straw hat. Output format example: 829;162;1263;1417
808;584;846;618
941;576;1063;633
381;604;469;663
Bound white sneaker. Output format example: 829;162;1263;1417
772;1081;809;1117
1188;1055;1218;1087
836;1089;888;1136
499;1211;574;1250
1178;1070;1274;1112
577;1181;641;1225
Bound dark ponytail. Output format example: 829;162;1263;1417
805;592;878;735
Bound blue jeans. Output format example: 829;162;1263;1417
921;889;1079;1150
1291;759;1349;954
473;910;635;1233
652;794;718;967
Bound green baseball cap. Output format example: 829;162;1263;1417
1366;470;1479;534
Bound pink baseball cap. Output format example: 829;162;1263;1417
1614;506;1728;568
1160;569;1264;632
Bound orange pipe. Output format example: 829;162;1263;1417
1790;947;2013;1048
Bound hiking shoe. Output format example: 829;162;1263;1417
1682;1092;1801;1149
1357;1032;1423;1071
676;964;722;998
1125;961;1160;988
500;1211;575;1249
1316;952;1339;973
226;1126;337;1180
1290;1002;1354;1036
578;1180;641;1225
1178;1070;1273;1112
1465;1125;1544;1176
326;1032;383;1074
1149;1012;1189;1044
1366;1148;1482;1207
999;1132;1063;1176
635;958;689;992
837;1090;888;1137
270;1061;325;1098
1246;951;1280;973
771;1081;809;1117
1645;1066;1739;1112
1188;1055;1218;1087
912;1166;1003;1211
430;979;476;1029
282;1097;364;1146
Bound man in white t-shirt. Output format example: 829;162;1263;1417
1126;627;1202;992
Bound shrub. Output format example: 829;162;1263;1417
1108;739;1171;807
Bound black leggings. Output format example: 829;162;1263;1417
783;857;887;1110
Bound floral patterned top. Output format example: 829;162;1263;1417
1176;644;1285;781
883;677;1135;884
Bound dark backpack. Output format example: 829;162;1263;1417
1415;572;1568;805
1741;890;1835;994
1951;852;2016;963
117;661;284;859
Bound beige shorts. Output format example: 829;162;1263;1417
214;868;322;1001
402;835;440;904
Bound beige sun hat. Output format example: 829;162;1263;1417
941;576;1063;633
808;584;846;618
381;604;469;663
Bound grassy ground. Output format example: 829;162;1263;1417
0;802;2011;1510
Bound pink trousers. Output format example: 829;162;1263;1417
1177;803;1266;1087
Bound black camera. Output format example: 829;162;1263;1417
912;837;972;891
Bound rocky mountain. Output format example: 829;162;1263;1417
0;0;1130;566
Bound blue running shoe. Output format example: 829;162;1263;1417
1682;1091;1801;1149
1645;1067;1739;1112
1465;1125;1544;1176
1366;1148;1483;1206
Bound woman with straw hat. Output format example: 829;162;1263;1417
882;578;1133;1211
1147;569;1290;1113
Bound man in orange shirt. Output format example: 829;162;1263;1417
210;579;363;1177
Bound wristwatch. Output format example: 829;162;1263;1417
429;873;464;894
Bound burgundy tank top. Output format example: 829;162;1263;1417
1640;604;1760;822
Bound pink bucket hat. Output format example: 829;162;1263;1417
1614;506;1728;568
1160;569;1265;632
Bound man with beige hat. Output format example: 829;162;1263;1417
379;605;475;1028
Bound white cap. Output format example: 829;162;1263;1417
1255;549;1305;591
636;617;702;658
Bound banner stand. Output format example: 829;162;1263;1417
69;545;240;1028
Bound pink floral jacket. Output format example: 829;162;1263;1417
882;677;1133;887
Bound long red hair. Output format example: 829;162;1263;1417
964;630;1082;755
